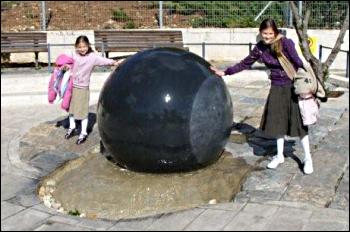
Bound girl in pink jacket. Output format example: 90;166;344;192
65;35;123;145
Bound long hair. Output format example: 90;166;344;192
75;35;94;54
259;18;282;57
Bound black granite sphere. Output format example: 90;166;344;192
97;47;233;173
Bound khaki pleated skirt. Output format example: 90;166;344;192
69;87;90;120
260;84;308;138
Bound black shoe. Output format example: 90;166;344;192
65;128;77;139
76;134;88;145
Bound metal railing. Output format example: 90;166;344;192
44;42;349;79
319;45;349;78
183;42;256;60
187;42;349;78
46;42;257;73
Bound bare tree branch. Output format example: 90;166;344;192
322;5;349;74
290;2;302;29
289;1;318;68
304;9;311;32
289;1;349;82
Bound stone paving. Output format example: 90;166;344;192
1;68;349;231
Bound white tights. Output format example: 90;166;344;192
276;135;312;161
69;115;88;135
69;115;75;129
300;135;312;161
81;118;88;135
276;136;284;158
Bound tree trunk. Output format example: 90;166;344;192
289;1;349;83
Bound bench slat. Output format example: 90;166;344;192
1;30;185;58
1;48;48;53
95;32;182;34
94;47;185;52
95;40;183;43
94;30;184;53
1;37;46;40
95;30;182;33
95;35;182;38
1;32;47;58
95;37;182;40
95;43;184;47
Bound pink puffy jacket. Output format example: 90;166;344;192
48;54;74;111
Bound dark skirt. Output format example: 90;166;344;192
260;84;308;138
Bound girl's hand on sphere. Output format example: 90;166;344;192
210;66;225;77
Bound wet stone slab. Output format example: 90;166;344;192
18;104;258;221
38;148;253;221
19;105;99;163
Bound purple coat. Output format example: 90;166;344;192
224;37;304;86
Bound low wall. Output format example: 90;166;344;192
181;28;349;70
7;28;349;70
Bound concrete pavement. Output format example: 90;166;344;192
1;67;348;231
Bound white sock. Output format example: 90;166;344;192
301;135;312;161
277;137;284;158
69;115;76;129
81;118;88;135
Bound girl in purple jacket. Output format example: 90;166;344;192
65;35;123;145
211;19;313;175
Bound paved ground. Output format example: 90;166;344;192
1;67;349;231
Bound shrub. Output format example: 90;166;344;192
123;20;137;29
112;8;129;21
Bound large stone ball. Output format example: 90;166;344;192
97;47;233;173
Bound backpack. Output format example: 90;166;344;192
293;62;327;101
276;48;326;126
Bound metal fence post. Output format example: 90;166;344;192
41;1;46;31
202;42;205;59
346;51;349;78
283;2;289;28
101;42;105;58
319;45;322;61
289;4;293;28
159;1;163;29
47;43;51;73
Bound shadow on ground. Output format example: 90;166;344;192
55;112;97;135
231;121;304;172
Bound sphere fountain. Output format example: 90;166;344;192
32;48;252;220
97;47;233;172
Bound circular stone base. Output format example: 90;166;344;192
38;145;252;220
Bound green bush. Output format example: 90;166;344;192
112;8;129;21
123;20;137;29
166;1;288;28
68;209;80;216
